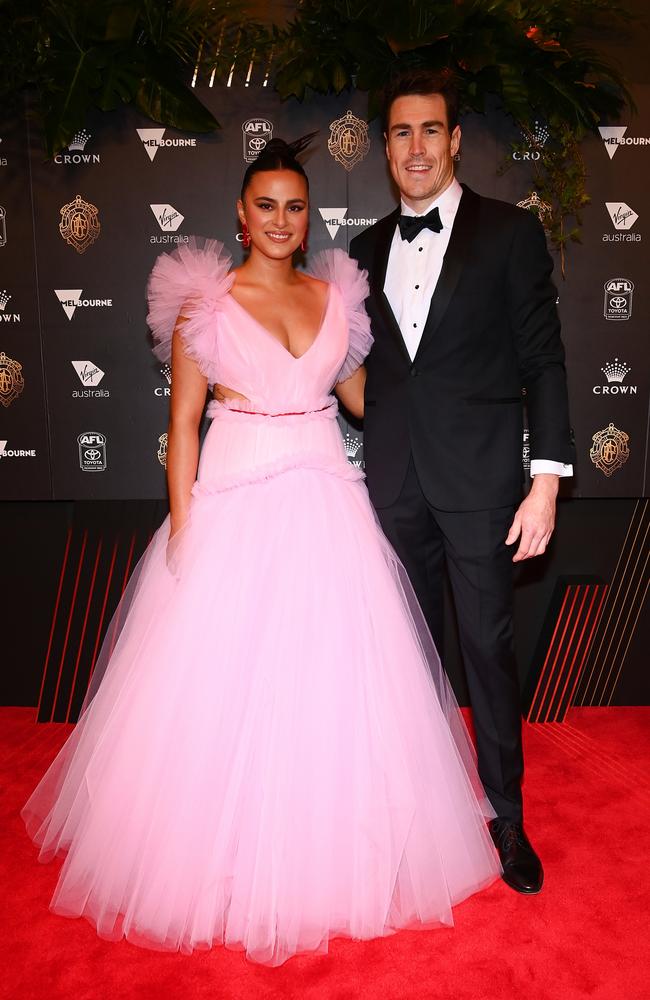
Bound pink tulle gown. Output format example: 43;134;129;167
21;238;501;966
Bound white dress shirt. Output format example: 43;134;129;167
383;177;572;479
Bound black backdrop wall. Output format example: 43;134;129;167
1;80;648;716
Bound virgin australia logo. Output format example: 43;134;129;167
318;208;377;240
150;204;184;231
605;202;638;230
71;360;104;387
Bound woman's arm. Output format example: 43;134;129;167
167;313;208;537
334;365;366;420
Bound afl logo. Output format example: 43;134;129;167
242;119;273;162
78;431;107;472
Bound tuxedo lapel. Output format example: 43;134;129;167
414;184;480;361
369;209;412;366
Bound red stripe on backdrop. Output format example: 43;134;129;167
65;538;103;723
37;526;72;717
88;539;119;687
570;584;608;707
543;584;589;722
534;585;579;721
49;530;88;722
560;584;603;712
528;585;573;720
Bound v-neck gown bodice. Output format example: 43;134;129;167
20;237;500;967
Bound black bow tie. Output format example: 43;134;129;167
398;206;443;242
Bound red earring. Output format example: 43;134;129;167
241;222;251;248
300;229;308;253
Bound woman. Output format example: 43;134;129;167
21;138;501;967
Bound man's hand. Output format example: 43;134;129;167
505;474;559;562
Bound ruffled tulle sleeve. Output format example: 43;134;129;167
307;249;373;382
146;235;235;387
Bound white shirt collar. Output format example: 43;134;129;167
400;176;463;228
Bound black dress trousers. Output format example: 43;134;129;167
375;454;525;823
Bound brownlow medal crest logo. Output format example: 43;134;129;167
59;194;101;253
328;111;370;171
589;422;630;477
157;432;168;468
0;350;24;407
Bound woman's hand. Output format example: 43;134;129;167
335;365;366;419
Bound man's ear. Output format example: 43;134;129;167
450;125;462;158
384;132;391;162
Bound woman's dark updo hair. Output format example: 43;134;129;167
240;133;317;199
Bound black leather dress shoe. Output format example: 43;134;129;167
489;819;544;894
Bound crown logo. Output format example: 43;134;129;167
68;129;91;152
0;290;10;311
522;120;550;148
160;364;172;385
344;431;362;459
601;358;631;383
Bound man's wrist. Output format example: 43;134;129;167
529;473;560;497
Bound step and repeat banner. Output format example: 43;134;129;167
0;84;648;500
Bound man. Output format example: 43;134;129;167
349;68;574;894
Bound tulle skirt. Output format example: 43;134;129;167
21;399;501;966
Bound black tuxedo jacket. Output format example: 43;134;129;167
349;183;575;512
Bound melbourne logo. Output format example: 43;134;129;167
55;290;113;320
318;208;378;240
328;111;370;171
0;440;36;459
78;431;107;472
242;119;273;162
59;195;101;253
0;351;24;407
589;423;629;477
0;290;20;323
136;128;196;162
604;278;633;321
598;125;650;159
593;359;637;395
54;130;100;164
0;205;6;246
512;121;550;161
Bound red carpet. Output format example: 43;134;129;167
2;707;648;1000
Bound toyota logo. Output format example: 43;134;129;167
249;137;267;151
609;296;627;309
85;448;101;460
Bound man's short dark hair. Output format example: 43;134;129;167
381;68;460;134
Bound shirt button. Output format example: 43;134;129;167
413;322;417;328
418;247;423;252
415;284;420;289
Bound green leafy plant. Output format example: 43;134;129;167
0;0;634;266
267;0;634;267
0;0;260;156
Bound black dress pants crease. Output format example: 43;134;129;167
374;454;524;823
